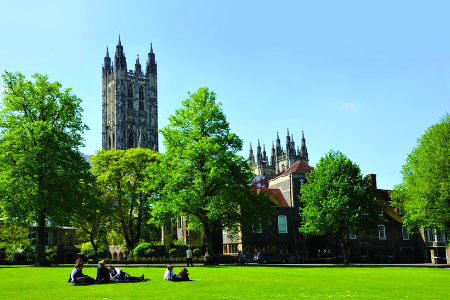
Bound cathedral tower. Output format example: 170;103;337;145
102;37;158;151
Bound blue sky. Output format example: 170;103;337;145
1;0;449;190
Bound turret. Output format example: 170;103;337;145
114;36;127;71
300;130;308;163
249;142;256;167
146;43;157;75
103;47;111;76
286;128;291;156
256;139;262;166
135;55;141;75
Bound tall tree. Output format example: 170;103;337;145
71;191;112;262
144;87;272;263
0;71;93;265
299;150;380;264
90;147;159;254
392;113;450;232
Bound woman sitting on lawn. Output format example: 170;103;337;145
96;260;110;283
68;259;84;283
176;268;190;281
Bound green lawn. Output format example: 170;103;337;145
1;264;449;299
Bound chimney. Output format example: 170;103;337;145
368;174;377;189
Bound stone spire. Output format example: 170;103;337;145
146;43;157;75
135;54;141;75
114;36;127;71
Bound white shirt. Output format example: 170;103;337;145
164;269;175;280
186;249;193;258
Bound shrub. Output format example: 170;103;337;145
193;248;201;257
172;239;186;246
133;242;154;258
169;248;178;257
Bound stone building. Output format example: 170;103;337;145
102;36;158;151
249;129;308;176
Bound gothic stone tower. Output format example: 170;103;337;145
102;37;158;151
250;129;309;176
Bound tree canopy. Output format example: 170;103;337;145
299;150;380;264
90;147;159;253
392;113;450;233
0;72;94;265
144;87;271;263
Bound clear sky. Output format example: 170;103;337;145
1;0;449;190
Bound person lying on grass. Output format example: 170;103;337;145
108;265;144;281
164;264;176;281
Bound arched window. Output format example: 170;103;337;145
139;86;144;110
128;133;134;149
127;84;133;109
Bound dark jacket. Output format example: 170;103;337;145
96;266;110;283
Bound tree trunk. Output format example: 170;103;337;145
36;211;48;266
90;235;99;262
203;225;216;265
339;234;350;265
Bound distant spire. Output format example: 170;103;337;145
287;128;289;137
136;54;140;64
257;139;261;148
106;46;109;57
118;35;121;46
250;142;253;151
150;42;153;54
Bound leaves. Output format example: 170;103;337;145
393;113;450;232
0;71;93;264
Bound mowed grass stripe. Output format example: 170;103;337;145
1;265;449;299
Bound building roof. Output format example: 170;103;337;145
377;189;403;223
280;160;314;176
256;187;289;207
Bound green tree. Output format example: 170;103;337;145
71;191;112;262
299;150;380;264
392;113;450;232
90;147;159;254
0;72;94;265
0;224;32;262
144;87;272;264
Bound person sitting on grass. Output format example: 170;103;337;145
96;260;110;284
164;264;176;281
176;268;190;281
68;259;95;284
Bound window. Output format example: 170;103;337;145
278;215;287;233
127;84;133;109
252;218;262;233
139;86;144;110
379;210;384;217
427;230;447;243
402;226;409;240
396;207;405;216
349;232;357;239
378;225;386;240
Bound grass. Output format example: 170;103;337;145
1;264;450;299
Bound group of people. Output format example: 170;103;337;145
164;265;190;281
68;259;146;285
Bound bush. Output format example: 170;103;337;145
169;248;178;257
133;242;154;258
172;239;186;246
193;248;201;257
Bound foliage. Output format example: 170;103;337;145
133;242;154;258
90;147;160;254
72;191;112;262
144;87;272;263
392;113;450;233
193;248;201;257
1;266;450;299
45;248;56;261
0;72;93;265
172;239;186;246
168;248;178;257
299;150;380;264
77;241;106;259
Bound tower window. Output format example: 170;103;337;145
128;84;133;109
139;86;144;110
